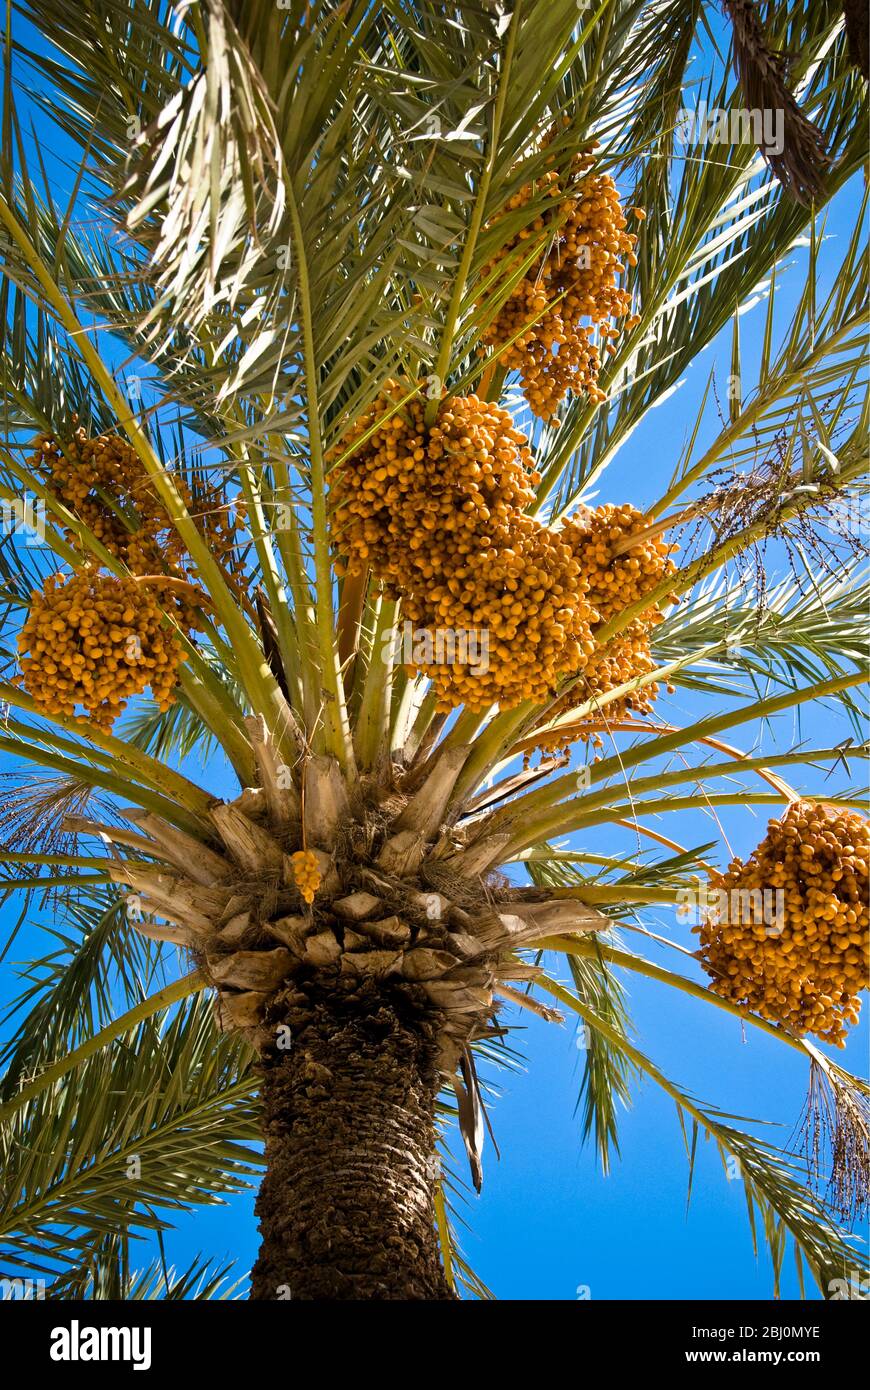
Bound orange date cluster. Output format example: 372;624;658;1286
16;570;185;729
478;142;640;421
330;390;675;722
696;800;869;1045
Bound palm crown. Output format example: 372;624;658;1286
0;0;867;1300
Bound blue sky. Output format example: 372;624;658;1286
0;6;867;1300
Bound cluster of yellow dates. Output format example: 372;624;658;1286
289;850;323;905
17;570;184;729
330;386;674;721
478;140;641;420
697;801;870;1045
16;430;241;727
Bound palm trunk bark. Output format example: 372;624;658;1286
250;983;454;1300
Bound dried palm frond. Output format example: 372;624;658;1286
0;772;117;867
723;0;831;204
842;0;869;78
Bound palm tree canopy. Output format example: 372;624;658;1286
0;0;867;1300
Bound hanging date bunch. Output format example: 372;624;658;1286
289;850;323;905
695;800;870;1046
16;569;188;729
30;425;244;627
330;388;680;717
537;504;677;749
400;518;597;710
478;134;641;421
329;383;541;591
329;384;598;708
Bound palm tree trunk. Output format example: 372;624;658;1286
250;984;454;1300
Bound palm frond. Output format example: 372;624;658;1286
528;849;640;1173
543;5;866;512
723;0;830;204
0;993;260;1277
654;567;870;731
538;972;868;1296
0;887;159;1092
48;1235;244;1300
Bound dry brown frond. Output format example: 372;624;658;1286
0;772;117;866
723;0;831;205
842;0;869;79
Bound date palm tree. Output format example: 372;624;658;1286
0;0;867;1300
